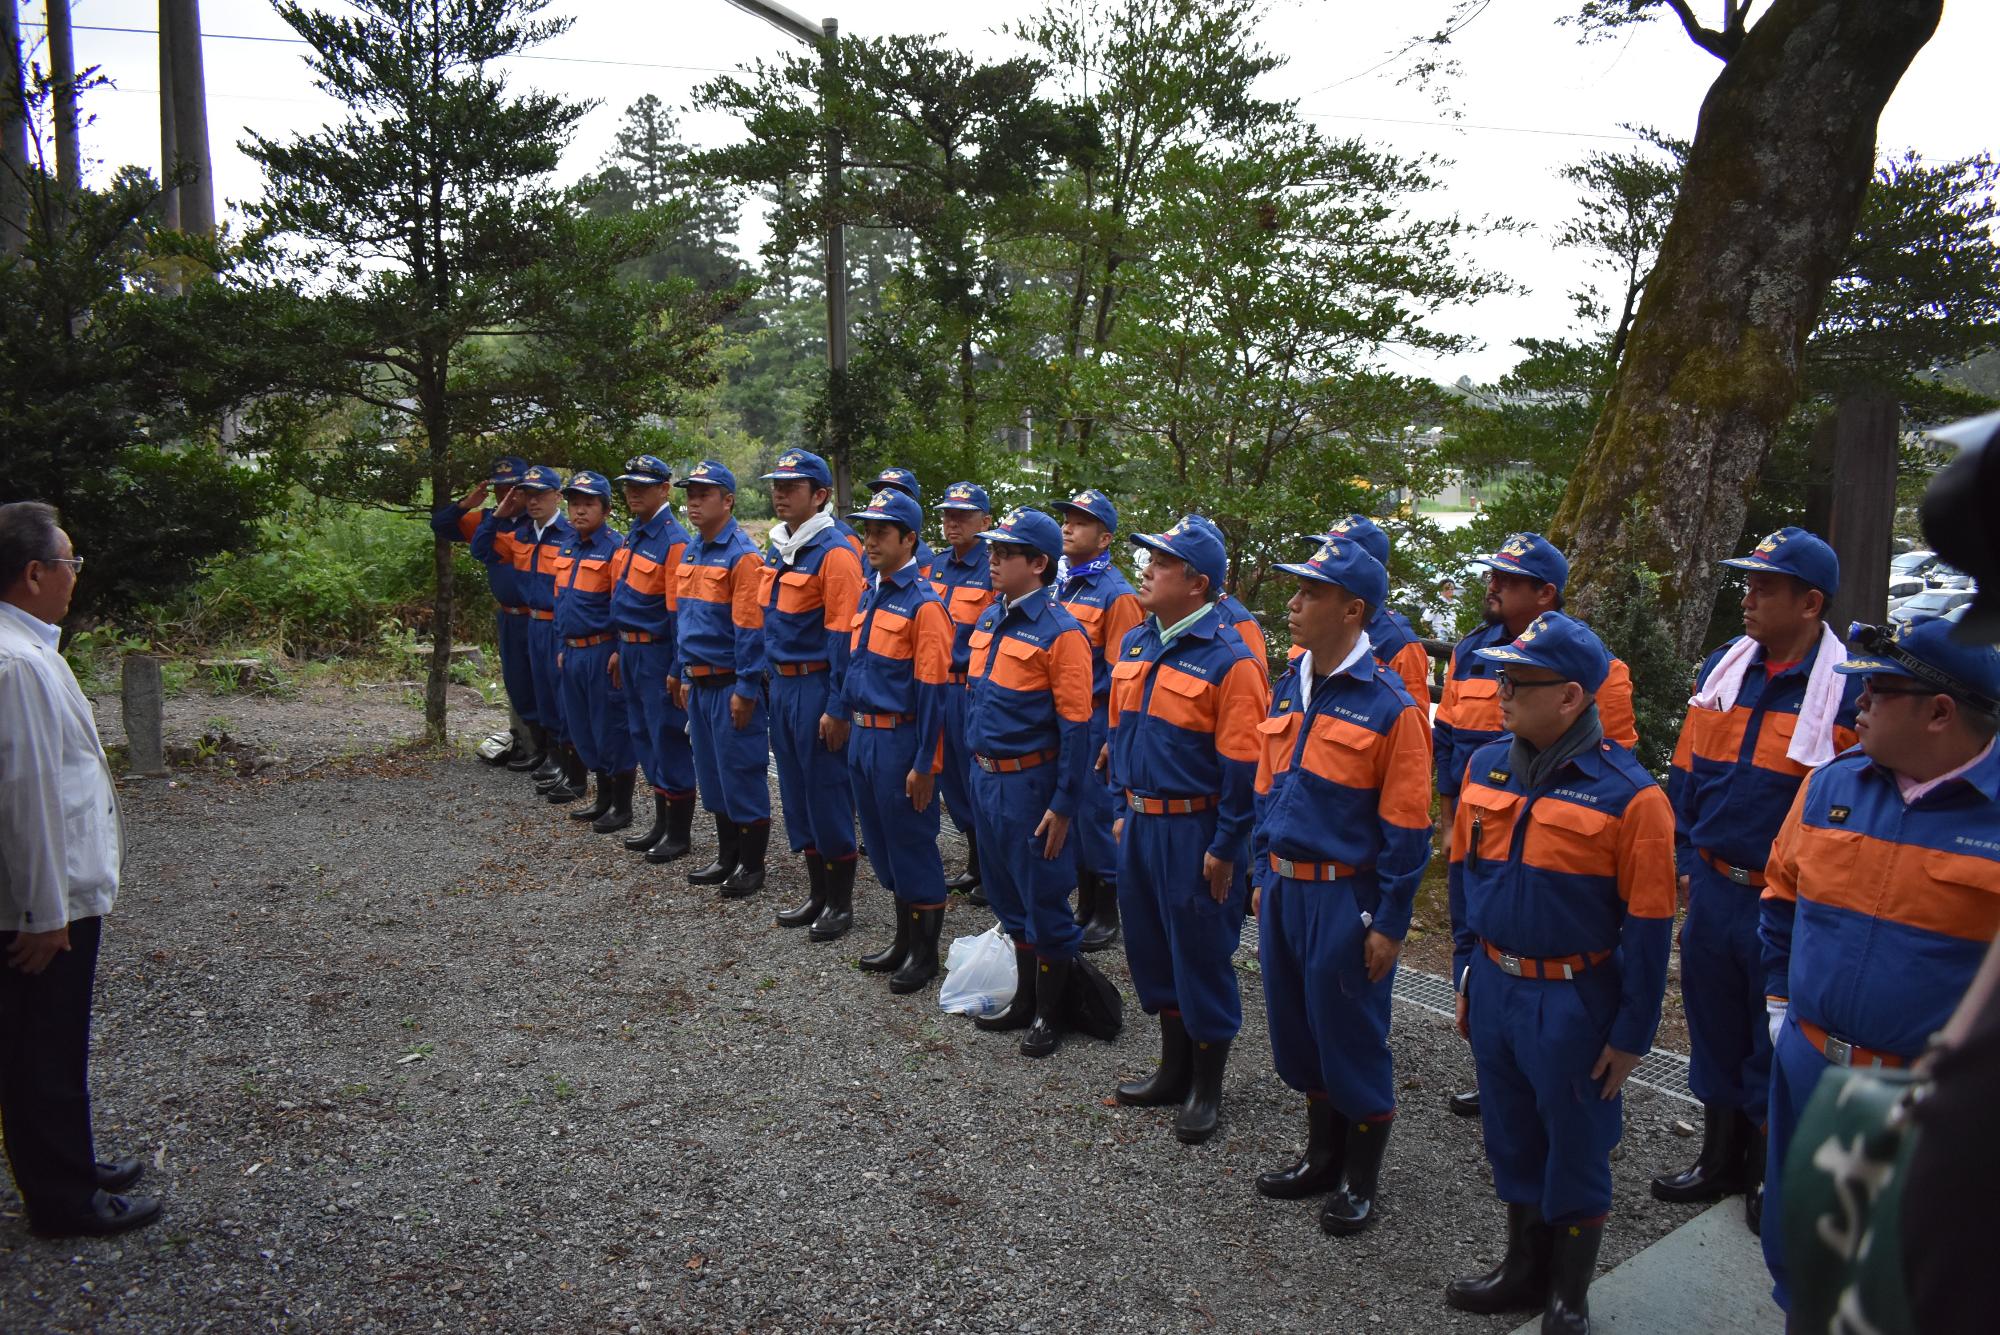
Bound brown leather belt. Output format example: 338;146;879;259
566;633;613;649
685;663;734;679
974;749;1056;774
618;630;658;644
1798;1018;1908;1069
1267;853;1369;882
1482;940;1612;981
1126;792;1217;816
1698;848;1767;888
774;660;829;676
854;712;913;729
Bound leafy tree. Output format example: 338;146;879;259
241;0;735;740
582;94;747;296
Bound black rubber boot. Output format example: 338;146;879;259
945;828;981;892
1542;1221;1603;1334
888;906;945;994
1072;872;1095;927
1174;1037;1231;1144
645;796;696;864
1449;1089;1481;1118
508;724;548;772
859;901;911;973
529;733;563;783
1320;1115;1391;1236
1256;1097;1345;1199
808;857;856;942
973;944;1039;1032
591;771;636;833
687;816;739;885
1744;1116;1767;1236
544;747;588;804
777;851;827;928
1080;876;1120;953
1116;1011;1193;1106
719;821;769;898
624;790;669;850
1649;1103;1748;1203
1019;956;1071;1059
1446;1203;1553;1315
571;772;616;822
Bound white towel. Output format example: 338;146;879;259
768;510;835;567
1687;621;1847;768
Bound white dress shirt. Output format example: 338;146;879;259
0;601;123;932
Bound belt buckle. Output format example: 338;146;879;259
1274;857;1298;878
976;755;996;773
1823;1035;1855;1067
1727;864;1753;886
1498;952;1525;978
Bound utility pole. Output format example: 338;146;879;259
47;0;78;192
161;0;214;235
158;1;179;229
1;0;28;254
723;1;850;507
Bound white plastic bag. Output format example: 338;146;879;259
937;924;1017;1017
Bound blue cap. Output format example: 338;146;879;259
517;464;563;492
935;481;991;513
1478;532;1570;590
1052;488;1119;533
1130;515;1226;593
614;453;673;486
978;507;1064;563
1718;526;1840;598
761;449;833;490
848;487;925;531
675;459;737;494
1275;536;1389;610
869;467;922;503
1474;611;1611;692
1837;615;2000;718
1322;514;1391;567
561;470;611;499
489;455;529;487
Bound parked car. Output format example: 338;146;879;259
1928;563;1976;590
1890;549;1939;581
1886;577;1928;614
1888;587;1975;627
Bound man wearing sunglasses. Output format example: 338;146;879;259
1443;611;1675;1333
1758;613;2000;1316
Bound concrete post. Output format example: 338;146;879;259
122;654;167;775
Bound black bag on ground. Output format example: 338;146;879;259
1062;955;1124;1041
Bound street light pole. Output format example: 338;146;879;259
723;0;851;509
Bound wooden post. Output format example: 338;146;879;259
1821;392;1899;636
122;654;168;775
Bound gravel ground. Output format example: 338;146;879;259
0;687;1721;1334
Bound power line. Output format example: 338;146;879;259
20;21;737;76
1304;0;1495;97
1302;109;1648;143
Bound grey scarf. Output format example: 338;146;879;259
1509;702;1604;791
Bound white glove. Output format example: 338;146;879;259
1767;999;1787;1047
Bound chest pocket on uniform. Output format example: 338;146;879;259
775;569;821;614
949;586;992;625
867;608;914;660
1459;785;1521;870
1750;710;1808;777
1451;674;1502;731
1523;797;1617;879
1069;601;1106;647
989;635;1044;691
1149;665;1215;732
1300;714;1378;789
1255;712;1302;788
1110;657;1149;717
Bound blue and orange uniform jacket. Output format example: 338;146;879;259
1252;651;1434;938
760;525;867;710
1669;636;1862;878
1060;563;1145;702
1448;735;1677;1056
1106;608;1271;867
1435;620;1639;799
609;504;690;663
963;588;1096;814
1760;744;2000;1059
674;518;766;699
434;503;524;608
476;512;575;618
550;524;624;640
1283;607;1428;702
928;541;996;679
1218;592;1267;669
838;560;954;769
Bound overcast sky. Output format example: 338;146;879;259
23;0;1995;383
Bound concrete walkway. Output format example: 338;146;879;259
1512;1201;1783;1334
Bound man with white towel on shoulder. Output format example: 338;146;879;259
1652;527;1860;1235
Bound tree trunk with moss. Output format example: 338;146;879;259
1550;0;1941;658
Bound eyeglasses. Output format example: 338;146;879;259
1495;671;1567;698
1859;679;1940;702
46;556;84;574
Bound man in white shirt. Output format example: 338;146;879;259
0;502;159;1236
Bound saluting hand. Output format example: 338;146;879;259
458;481;490;509
1035;809;1070;860
5;926;70;975
1591;1045;1643;1099
607;652;621;691
496;488;528;519
906;768;934;812
1202;853;1233;904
